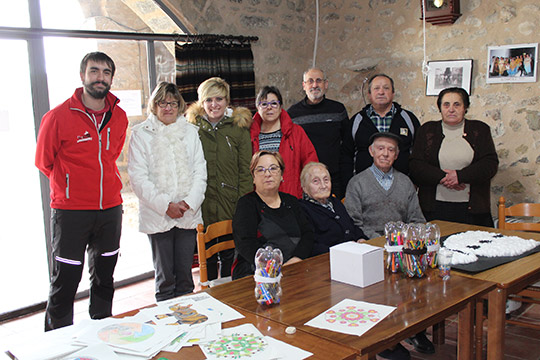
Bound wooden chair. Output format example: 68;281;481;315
498;196;540;232
497;196;540;329
196;220;235;289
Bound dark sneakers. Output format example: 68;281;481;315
405;332;435;354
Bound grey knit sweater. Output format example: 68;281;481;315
344;168;426;239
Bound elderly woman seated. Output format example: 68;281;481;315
299;162;367;256
232;151;314;280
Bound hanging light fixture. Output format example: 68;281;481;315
420;0;461;25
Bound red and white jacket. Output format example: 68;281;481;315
35;88;128;210
250;109;318;198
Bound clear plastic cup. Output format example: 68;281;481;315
438;248;453;281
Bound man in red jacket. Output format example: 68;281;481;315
35;52;128;331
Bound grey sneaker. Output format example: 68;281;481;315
505;299;521;314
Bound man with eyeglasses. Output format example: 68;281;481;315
341;73;420;191
288;68;349;198
35;52;128;331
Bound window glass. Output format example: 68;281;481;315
0;39;49;314
155;41;176;85
39;0;88;30
0;1;30;27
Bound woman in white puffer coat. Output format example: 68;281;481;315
128;82;207;301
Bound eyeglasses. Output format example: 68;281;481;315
253;165;281;176
304;78;326;85
157;100;179;109
258;101;280;109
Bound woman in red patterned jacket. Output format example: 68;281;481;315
250;86;318;198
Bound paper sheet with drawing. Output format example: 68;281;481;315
305;299;396;337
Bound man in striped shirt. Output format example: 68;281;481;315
341;74;420;191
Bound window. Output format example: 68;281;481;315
0;0;185;318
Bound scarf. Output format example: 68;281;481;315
149;115;193;202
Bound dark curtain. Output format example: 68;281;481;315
175;38;256;112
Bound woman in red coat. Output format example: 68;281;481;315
250;86;318;198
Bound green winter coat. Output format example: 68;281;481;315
186;105;253;225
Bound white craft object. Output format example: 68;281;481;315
443;231;539;265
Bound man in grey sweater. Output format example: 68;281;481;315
344;131;432;359
345;132;425;239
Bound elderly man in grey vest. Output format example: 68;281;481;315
344;132;434;360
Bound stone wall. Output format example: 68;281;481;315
168;0;540;213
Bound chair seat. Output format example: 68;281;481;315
201;276;233;288
510;285;540;305
196;221;235;290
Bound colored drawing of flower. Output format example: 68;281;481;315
325;306;382;327
203;333;268;358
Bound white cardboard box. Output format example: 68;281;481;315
330;241;384;288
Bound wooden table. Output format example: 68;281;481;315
115;304;357;360
205;253;494;360
368;220;540;360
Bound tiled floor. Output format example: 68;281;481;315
1;271;539;360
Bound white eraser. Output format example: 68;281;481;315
285;326;296;334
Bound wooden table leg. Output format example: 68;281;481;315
458;301;474;360
475;298;484;360
487;288;506;360
432;321;445;345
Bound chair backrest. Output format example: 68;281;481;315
498;196;540;232
196;220;235;289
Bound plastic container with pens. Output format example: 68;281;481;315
384;221;406;273
425;222;441;268
253;246;283;305
401;223;428;278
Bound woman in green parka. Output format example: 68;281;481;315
186;77;253;281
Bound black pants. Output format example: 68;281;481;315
424;201;494;227
205;234;234;281
45;205;122;331
148;228;196;302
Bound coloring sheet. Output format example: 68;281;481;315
60;343;121;360
73;313;178;357
158;292;244;323
6;322;85;360
264;336;313;360
146;300;218;327
305;299;395;336
184;322;222;345
199;324;280;360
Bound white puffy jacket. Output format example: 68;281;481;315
128;114;207;234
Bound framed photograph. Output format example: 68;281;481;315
426;59;473;96
487;43;537;84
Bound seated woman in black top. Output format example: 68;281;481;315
232;151;314;280
299;162;367;256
